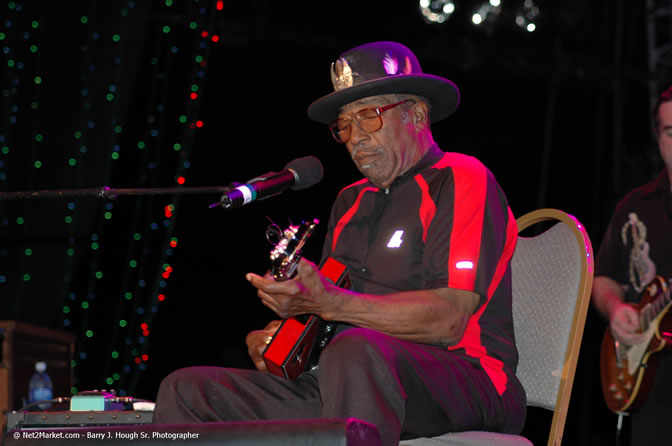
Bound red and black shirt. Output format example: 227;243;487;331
320;144;519;395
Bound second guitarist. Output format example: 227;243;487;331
592;85;672;446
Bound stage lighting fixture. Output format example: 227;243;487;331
471;0;502;27
515;0;540;32
419;0;456;24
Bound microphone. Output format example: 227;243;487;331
214;156;324;209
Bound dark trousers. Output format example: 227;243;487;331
153;327;526;446
629;353;672;446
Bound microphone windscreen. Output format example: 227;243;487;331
285;156;324;190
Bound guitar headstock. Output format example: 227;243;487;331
267;218;319;282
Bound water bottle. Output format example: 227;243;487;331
28;361;53;410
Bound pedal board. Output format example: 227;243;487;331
6;410;153;431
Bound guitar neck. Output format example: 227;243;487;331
639;277;672;331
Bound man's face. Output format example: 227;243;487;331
657;101;672;173
339;95;421;189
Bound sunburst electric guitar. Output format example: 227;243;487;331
600;276;672;413
261;219;350;380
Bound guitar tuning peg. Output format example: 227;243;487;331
265;219;283;246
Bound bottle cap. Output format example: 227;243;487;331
35;361;47;373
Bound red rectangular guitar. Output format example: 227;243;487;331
600;275;672;413
261;219;350;379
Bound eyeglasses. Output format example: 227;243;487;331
328;99;412;144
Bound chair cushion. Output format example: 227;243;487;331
400;431;533;445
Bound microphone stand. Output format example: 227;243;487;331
0;185;239;208
0;168;290;209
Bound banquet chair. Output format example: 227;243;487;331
401;208;594;446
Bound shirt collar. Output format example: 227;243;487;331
383;144;444;191
640;169;672;217
640;169;670;198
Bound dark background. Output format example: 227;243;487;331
0;1;669;444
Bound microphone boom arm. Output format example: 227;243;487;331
0;185;238;201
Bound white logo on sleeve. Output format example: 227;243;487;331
387;230;404;248
455;260;474;269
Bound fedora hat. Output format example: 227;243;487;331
307;41;460;124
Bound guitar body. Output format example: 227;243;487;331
600;276;672;413
260;219;351;380
263;315;332;379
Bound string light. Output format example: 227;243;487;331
419;0;456;24
0;0;222;397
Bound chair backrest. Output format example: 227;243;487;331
511;208;593;446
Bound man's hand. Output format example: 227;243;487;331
246;258;333;319
593;276;648;347
610;302;647;346
245;320;282;371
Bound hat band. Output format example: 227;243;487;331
330;53;415;92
